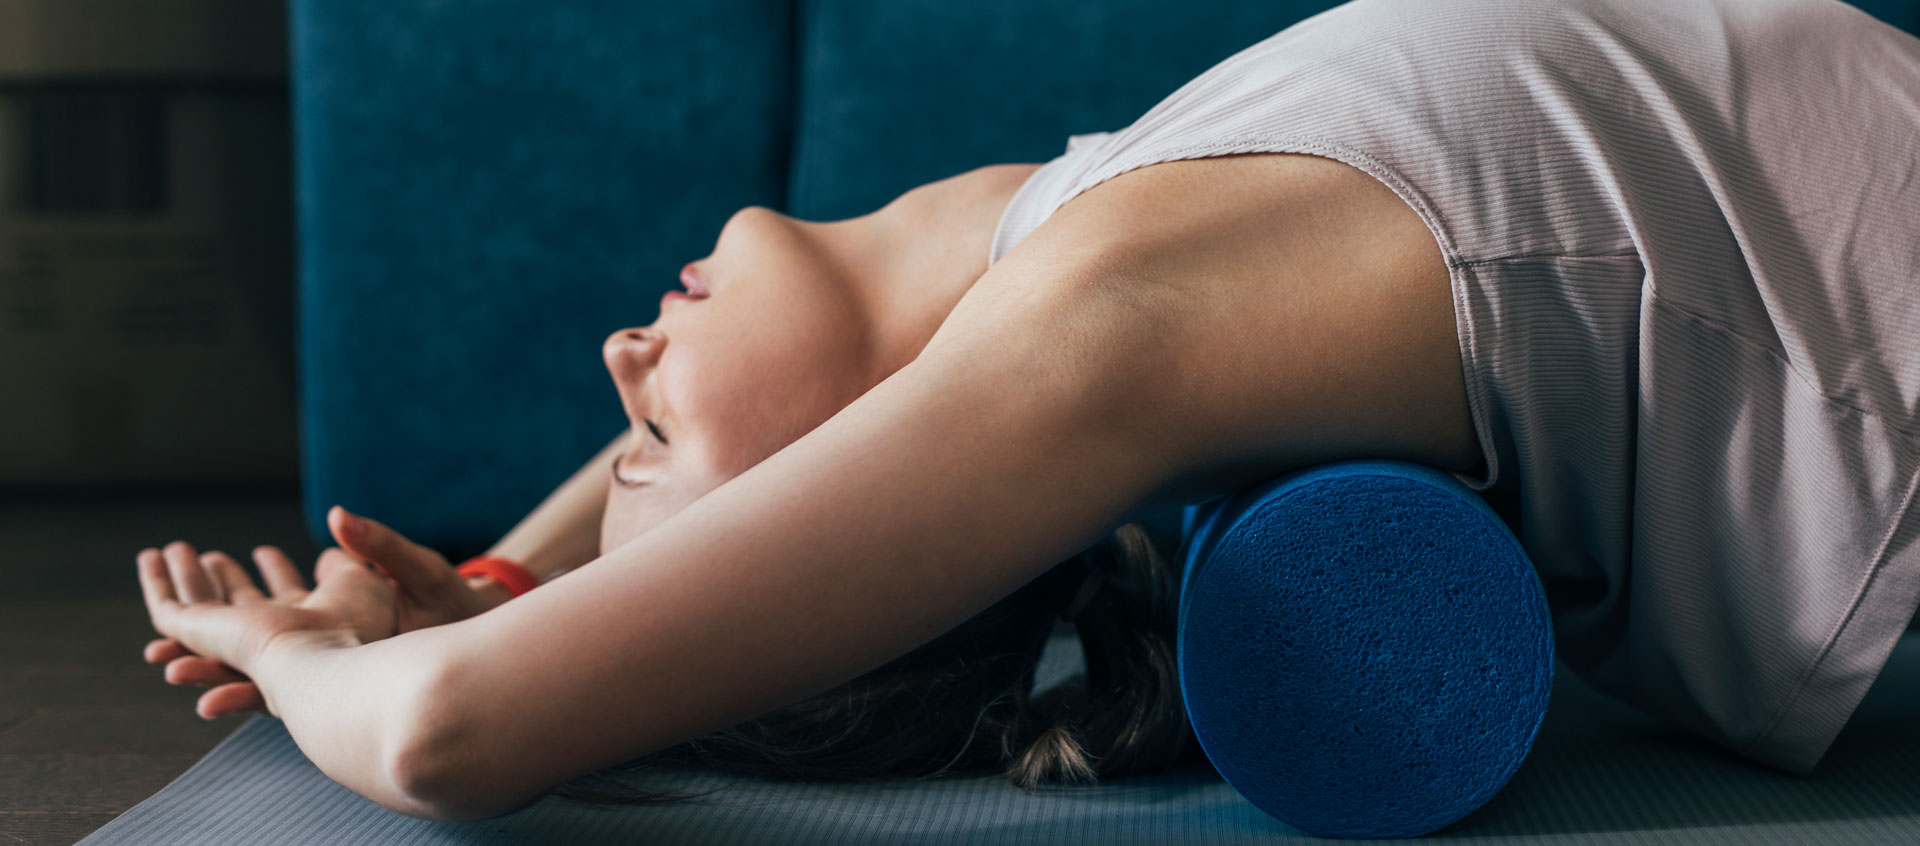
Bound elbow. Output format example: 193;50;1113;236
385;742;503;821
387;751;536;822
377;659;541;820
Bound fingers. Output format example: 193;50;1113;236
162;541;220;603
137;548;179;626
165;654;249;687
144;637;190;664
328;505;456;600
197;682;266;719
315;547;369;582
200;551;267;604
251;545;309;599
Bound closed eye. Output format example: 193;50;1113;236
643;418;669;445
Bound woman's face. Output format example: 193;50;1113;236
599;206;879;554
596;164;1037;555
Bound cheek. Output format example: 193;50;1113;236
672;330;849;468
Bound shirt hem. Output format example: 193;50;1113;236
1740;453;1920;775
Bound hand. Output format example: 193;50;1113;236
138;540;398;718
322;505;512;633
141;509;512;717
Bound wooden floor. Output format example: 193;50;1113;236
0;493;317;846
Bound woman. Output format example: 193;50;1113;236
136;0;1920;819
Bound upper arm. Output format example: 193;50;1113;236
1014;152;1479;494
397;151;1475;817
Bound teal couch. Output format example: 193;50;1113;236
293;0;1920;557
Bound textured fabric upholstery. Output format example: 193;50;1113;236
787;0;1344;220
292;0;793;553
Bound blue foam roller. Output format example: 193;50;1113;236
1176;460;1554;839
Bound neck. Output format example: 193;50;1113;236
859;163;1043;379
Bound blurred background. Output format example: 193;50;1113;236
0;3;311;841
0;0;312;597
1;0;295;488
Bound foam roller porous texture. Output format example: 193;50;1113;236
1177;461;1554;839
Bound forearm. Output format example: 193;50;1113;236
481;428;625;582
251;629;464;818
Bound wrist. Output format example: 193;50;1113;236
456;555;539;600
464;575;516;611
254;626;360;717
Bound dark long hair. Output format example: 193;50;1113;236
548;521;1194;801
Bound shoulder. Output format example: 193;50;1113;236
990;152;1449;336
972;151;1481;496
1048;153;1438;285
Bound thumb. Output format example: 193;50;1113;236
327;506;457;600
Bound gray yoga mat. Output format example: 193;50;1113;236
81;633;1920;845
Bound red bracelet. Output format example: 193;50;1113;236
457;555;539;598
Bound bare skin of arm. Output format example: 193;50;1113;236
463;428;628;597
165;152;1480;819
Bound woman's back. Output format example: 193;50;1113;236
989;0;1920;776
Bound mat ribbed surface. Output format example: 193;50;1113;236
80;630;1920;845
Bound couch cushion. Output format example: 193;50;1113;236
788;0;1357;222
1850;0;1920;34
292;0;794;554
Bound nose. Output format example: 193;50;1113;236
603;326;665;385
